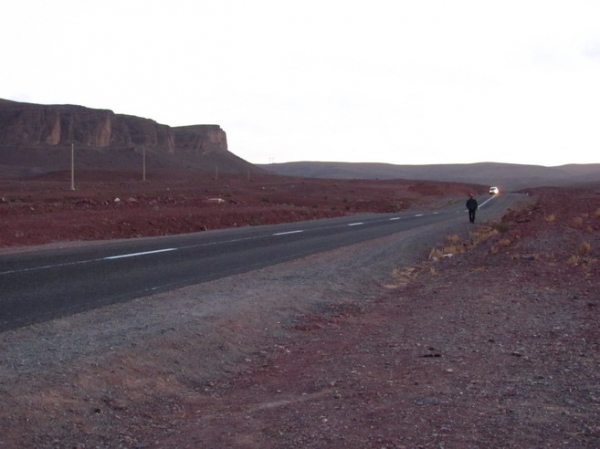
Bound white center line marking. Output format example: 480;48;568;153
273;230;304;236
104;248;177;260
348;222;364;226
0;259;95;275
389;217;401;221
415;214;424;217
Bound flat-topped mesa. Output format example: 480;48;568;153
0;99;256;173
0;99;176;152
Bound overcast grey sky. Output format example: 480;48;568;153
1;1;599;166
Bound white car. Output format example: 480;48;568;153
489;186;499;195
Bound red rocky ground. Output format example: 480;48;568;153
0;170;476;248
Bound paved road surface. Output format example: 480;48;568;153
0;193;516;332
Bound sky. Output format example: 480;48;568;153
1;1;599;167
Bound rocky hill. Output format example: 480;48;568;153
259;161;600;190
0;99;261;175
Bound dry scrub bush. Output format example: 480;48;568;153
442;234;465;256
430;225;507;262
429;248;444;261
578;241;591;256
443;244;464;256
493;222;510;233
430;234;468;260
447;234;460;245
545;214;556;222
386;267;418;288
470;225;499;244
566;243;595;269
571;216;584;228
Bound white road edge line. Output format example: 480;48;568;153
478;196;496;208
104;248;178;260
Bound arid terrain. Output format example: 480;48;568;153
0;171;599;448
0;170;478;248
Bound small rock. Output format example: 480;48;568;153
416;397;440;406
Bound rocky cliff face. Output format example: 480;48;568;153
0;99;252;174
0;99;207;153
173;125;228;154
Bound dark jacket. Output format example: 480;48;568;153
466;198;478;211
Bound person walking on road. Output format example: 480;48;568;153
466;193;478;223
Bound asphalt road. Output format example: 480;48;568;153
0;193;516;332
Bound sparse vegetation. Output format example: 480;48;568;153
571;216;584;227
499;238;511;247
578;241;591;256
545;214;556;222
385;266;418;289
470;225;499;243
493;221;510;233
429;224;512;262
447;234;460;245
428;247;444;261
442;244;463;256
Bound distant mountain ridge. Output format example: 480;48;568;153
0;99;262;175
259;161;600;190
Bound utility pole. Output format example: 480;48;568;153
70;143;75;190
